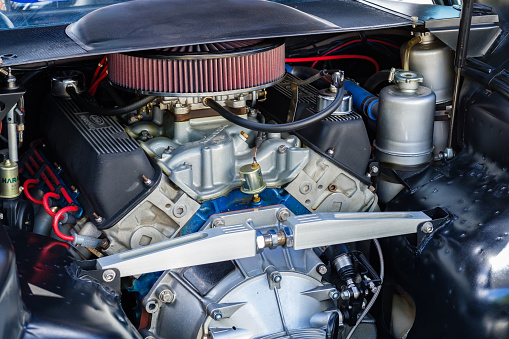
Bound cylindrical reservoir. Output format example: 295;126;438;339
0;159;20;198
375;71;436;167
405;32;454;104
317;86;353;115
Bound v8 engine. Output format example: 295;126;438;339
1;1;508;339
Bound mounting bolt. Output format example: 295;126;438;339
326;148;335;156
278;145;288;154
212;310;223;321
92;213;103;223
316;264;328;275
341;290;350;300
212;218;225;228
328;184;337;192
100;238;110;250
277;208;291;222
102;269;116;282
421;222;434;234
71;185;79;194
53;162;62;171
141;175;152;186
329;289;340;300
271;272;282;283
158;289;175;304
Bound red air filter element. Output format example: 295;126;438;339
108;39;285;96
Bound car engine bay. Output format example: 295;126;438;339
0;0;509;338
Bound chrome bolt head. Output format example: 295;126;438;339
421;222;434;234
212;310;223;321
316;264;328;275
212;218;225;228
102;269;116;282
272;272;282;283
159;289;175;304
341;290;350;300
329;289;340;300
277;208;291;222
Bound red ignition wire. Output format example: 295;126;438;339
91;55;107;85
53;206;78;242
89;68;108;96
43;192;60;217
286;55;380;72
309;39;400;68
23;179;43;205
60;187;73;204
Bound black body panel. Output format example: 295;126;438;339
7;229;141;339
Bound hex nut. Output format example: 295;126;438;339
277;208;291;222
159;289;175;304
341;290;350;300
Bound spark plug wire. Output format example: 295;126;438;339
52;205;78;242
43;192;60;217
285;55;380;72
23;179;43;205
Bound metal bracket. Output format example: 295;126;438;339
0;88;24;122
75;260;121;293
93;206;442;277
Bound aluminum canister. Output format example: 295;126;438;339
405;32;454;104
0;159;20;198
375;70;436;167
317;85;353;115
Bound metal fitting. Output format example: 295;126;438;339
341;290;350;300
142;174;152;186
421;222;434;234
211;310;223;321
276;208;291;222
316;264;328;275
260;230;287;250
277;145;288;154
158;289;175;304
102;269;116;282
92;213;103;224
271;272;282;283
329;289;340;300
282;226;294;247
172;204;187;218
212;218;225;228
326;148;335;156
